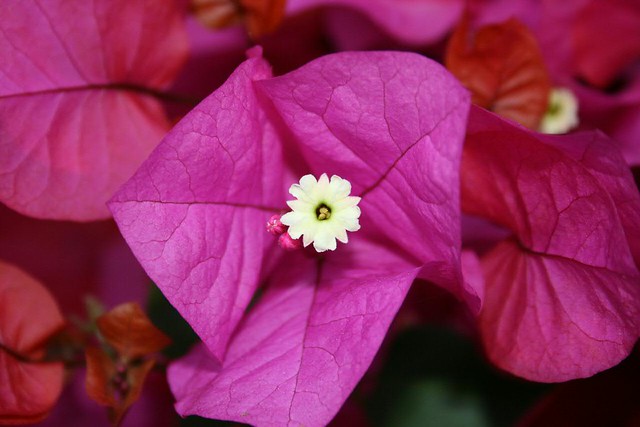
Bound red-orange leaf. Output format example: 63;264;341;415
445;17;551;129
242;0;286;38
85;347;155;426
85;347;117;408
96;303;170;360
192;0;242;29
191;0;286;38
0;261;65;424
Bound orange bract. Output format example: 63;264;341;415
192;0;286;38
445;18;551;129
96;302;171;360
85;347;155;426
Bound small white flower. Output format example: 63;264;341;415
280;174;361;252
540;87;579;134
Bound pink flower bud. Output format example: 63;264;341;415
278;233;302;250
266;214;287;235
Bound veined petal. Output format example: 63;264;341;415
465;107;640;381
313;230;338;252
285;199;312;213
259;51;469;302
298;174;318;192
109;55;282;365
169;241;420;427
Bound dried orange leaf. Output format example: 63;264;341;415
191;0;242;30
191;0;286;38
242;0;286;38
96;302;170;360
85;347;155;426
445;18;551;129
121;359;155;413
85;346;117;408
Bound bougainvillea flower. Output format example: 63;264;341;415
0;261;65;424
110;49;471;425
463;106;640;382
0;0;188;220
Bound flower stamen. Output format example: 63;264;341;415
316;204;331;220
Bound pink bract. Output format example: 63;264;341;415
463;106;640;382
0;261;65;424
109;50;470;425
0;0;188;220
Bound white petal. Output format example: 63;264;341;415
333;205;361;221
289;184;309;201
333;196;361;210
331;222;349;243
302;221;319;247
328;175;351;200
299;174;318;192
313;229;337;252
286;199;313;213
280;211;305;226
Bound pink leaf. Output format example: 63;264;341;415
169;241;418;426
463;106;640;381
109;54;283;364
0;0;188;220
0;261;65;424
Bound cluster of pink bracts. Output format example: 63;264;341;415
1;0;640;426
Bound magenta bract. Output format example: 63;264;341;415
0;0;188;220
463;106;640;382
109;50;470;425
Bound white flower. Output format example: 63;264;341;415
540;87;579;134
280;174;361;252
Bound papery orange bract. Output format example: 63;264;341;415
191;0;286;38
242;0;287;37
191;0;242;29
85;347;118;409
96;302;171;360
445;17;551;129
85;347;155;426
0;261;65;424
